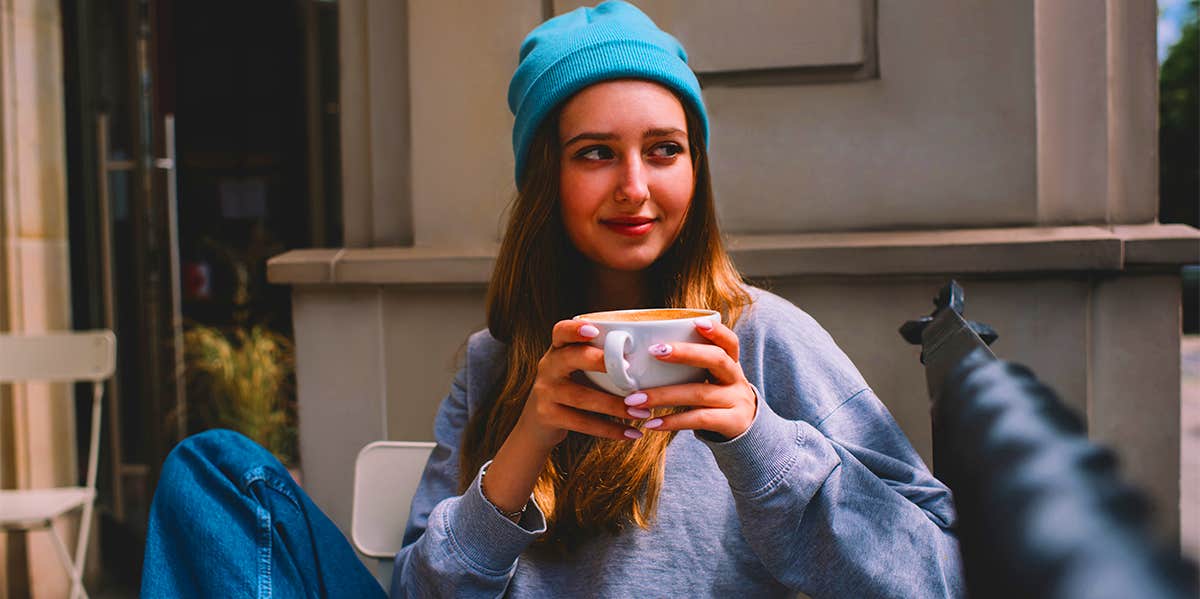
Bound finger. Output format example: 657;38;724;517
637;407;724;433
553;381;632;420
693;318;740;362
630;382;732;411
551;319;600;349
541;344;606;379
553;403;641;441
648;341;740;384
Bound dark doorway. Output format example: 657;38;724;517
61;0;340;587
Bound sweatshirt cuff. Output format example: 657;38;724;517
443;460;547;574
699;388;841;495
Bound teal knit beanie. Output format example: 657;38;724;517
507;0;708;185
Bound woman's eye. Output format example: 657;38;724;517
650;143;684;158
577;146;615;161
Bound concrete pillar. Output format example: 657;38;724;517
1089;275;1183;547
0;0;78;596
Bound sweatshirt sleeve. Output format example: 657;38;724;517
389;341;547;599
700;388;962;598
698;290;963;598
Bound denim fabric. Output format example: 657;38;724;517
392;287;964;598
140;429;386;599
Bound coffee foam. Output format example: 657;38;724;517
576;308;712;322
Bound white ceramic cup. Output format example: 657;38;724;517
573;308;721;396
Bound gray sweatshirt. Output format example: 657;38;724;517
391;287;963;598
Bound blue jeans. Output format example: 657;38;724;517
140;429;387;598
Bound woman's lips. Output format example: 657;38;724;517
601;217;656;237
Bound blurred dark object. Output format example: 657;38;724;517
902;281;1199;599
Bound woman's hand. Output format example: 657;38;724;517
624;319;757;440
513;319;641;452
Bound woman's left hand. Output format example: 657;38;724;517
623;318;757;440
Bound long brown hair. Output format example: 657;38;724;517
459;93;751;552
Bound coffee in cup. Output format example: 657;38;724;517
573;308;720;395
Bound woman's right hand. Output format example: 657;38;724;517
514;319;641;451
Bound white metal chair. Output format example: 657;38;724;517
0;331;116;599
351;440;436;578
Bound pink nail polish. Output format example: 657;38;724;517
694;317;714;331
627;407;651;419
649;343;672;357
624;428;643;439
624;392;648;406
579;324;599;338
644;418;663;429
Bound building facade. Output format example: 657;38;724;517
269;0;1198;581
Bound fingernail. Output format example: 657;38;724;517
624;392;647;406
694;318;713;331
579;324;599;338
644;418;663;429
649;343;672;357
627;407;651;418
624;428;643;439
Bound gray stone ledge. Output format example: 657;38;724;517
268;224;1200;285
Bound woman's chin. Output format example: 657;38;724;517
595;254;661;273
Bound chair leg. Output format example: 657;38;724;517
46;520;89;599
74;501;95;599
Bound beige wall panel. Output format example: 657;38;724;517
1035;0;1109;224
293;287;388;532
1105;0;1158;224
407;1;541;248
961;278;1092;417
6;239;70;333
366;0;412;246
9;11;66;239
339;0;372;247
554;0;865;71
8;0;59;21
1;3;76;592
765;276;1089;467
707;0;1037;233
1089;275;1181;544
382;287;487;442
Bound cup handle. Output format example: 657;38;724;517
603;330;638;394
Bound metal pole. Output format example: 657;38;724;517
156;114;186;439
94;113;125;521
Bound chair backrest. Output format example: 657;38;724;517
0;331;116;383
351;441;436;559
0;330;116;493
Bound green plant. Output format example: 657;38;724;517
185;324;297;465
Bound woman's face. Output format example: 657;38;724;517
558;80;694;273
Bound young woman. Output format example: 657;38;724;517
142;3;962;597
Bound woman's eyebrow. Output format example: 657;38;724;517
562;127;686;147
644;127;685;138
562;131;616;147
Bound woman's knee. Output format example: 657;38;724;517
160;429;283;493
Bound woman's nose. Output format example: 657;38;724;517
616;155;650;203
